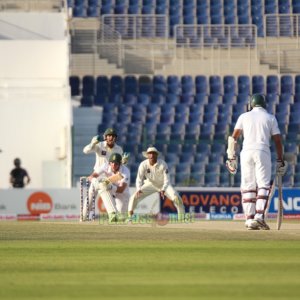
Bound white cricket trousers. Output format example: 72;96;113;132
128;180;185;214
240;149;272;220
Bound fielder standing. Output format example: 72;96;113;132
226;94;287;230
85;153;130;223
128;146;185;221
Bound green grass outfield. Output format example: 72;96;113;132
0;221;300;300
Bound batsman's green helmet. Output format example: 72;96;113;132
250;94;266;109
109;153;122;164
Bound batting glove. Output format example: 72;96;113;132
276;159;288;176
122;152;130;165
226;157;238;175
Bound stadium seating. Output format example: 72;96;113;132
71;74;300;186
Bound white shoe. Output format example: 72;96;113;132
245;219;260;230
254;219;270;230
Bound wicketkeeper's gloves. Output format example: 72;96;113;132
91;135;100;146
276;159;288;176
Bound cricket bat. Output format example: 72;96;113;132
265;177;276;220
276;174;283;230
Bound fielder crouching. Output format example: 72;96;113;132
128;146;185;222
83;153;130;223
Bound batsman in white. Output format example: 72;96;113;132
82;127;130;218
128;146;185;221
226;94;287;230
85;153;130;223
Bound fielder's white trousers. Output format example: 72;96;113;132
128;180;185;214
240;149;272;221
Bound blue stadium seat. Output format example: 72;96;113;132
101;3;112;14
185;123;200;141
95;76;110;105
138;75;152;94
167;143;182;154
152;94;165;105
279;93;293;104
81;95;94;107
69;76;80;96
181;75;194;95
160;111;175;124
266;75;279;94
265;0;277;14
166;93;179;105
279;0;291;13
223;75;236;95
73;4;86;17
275;103;290;115
209;75;222;94
252;75;265;94
132;104;147;122
280;75;293;94
123;94;137;105
238;75;250;95
137;94;150;105
146;104;161;122
167;75;181;95
292;0;300;13
110;75;123;95
82;75;95;96
88;0;99;5
170;122;186;141
180;94;194;105
124;75;138;95
87;5;99;17
222;94;235;105
195;75;208;94
236;93;248;104
153;75;167;95
156;4;167;14
214;123;229;140
275;111;289;124
128;4;139;14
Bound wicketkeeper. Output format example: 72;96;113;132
226;94;287;230
128;146;185;222
83;153;130;223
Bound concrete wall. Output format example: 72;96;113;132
0;12;71;189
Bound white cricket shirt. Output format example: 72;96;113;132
83;141;123;171
95;163;130;196
136;159;170;191
235;107;280;152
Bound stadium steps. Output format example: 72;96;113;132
72;106;103;185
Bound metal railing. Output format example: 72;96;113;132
259;46;300;74
101;14;169;41
99;15;173;74
264;14;300;39
174;24;257;48
98;24;122;67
